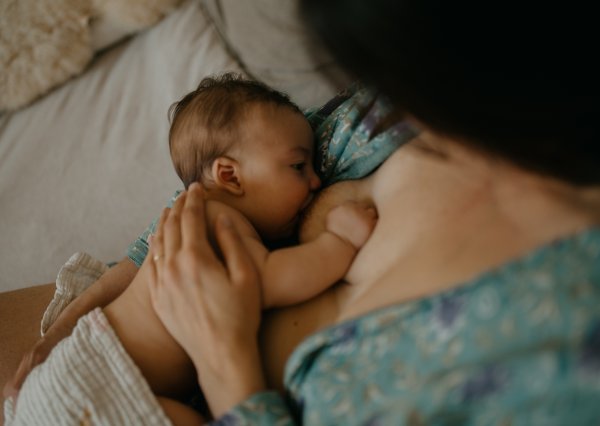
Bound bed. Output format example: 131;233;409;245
0;0;351;293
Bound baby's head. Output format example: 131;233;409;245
169;73;321;239
169;73;303;188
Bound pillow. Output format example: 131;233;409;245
0;0;184;111
200;0;352;109
90;0;185;50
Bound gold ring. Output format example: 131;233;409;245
153;254;164;262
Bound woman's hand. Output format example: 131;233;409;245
147;183;265;417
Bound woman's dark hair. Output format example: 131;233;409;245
301;0;598;185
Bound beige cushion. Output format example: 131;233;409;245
0;0;184;111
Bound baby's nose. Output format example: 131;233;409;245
310;171;322;190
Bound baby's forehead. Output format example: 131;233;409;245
242;101;304;121
236;105;313;153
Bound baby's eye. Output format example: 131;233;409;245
291;163;306;171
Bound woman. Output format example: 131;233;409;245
5;0;600;424
145;0;600;424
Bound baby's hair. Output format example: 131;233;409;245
168;72;302;189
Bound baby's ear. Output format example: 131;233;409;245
211;157;244;195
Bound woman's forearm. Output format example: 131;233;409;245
195;341;267;418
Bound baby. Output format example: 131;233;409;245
8;74;377;425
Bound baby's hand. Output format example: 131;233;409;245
326;201;378;250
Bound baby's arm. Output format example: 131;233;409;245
256;202;377;308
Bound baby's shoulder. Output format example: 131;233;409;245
205;199;260;240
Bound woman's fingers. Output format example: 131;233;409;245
152;207;169;259
147;207;170;299
182;183;211;256
164;191;186;256
215;214;258;289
